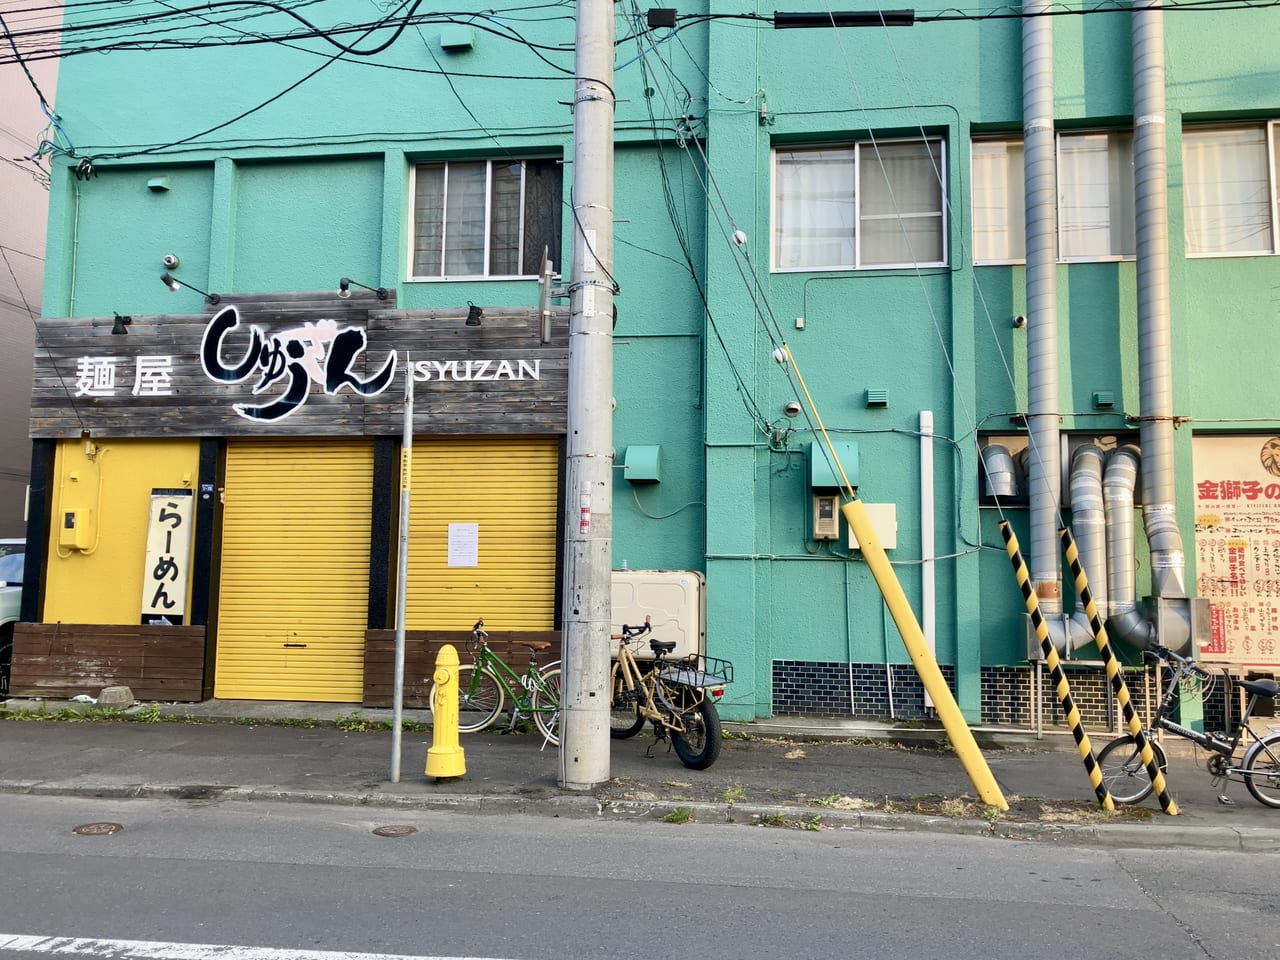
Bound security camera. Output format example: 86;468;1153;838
162;254;180;270
1012;314;1027;328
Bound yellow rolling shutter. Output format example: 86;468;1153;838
215;440;374;701
405;436;559;632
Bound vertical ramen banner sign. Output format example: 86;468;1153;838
140;488;195;625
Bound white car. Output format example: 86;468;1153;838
0;538;23;694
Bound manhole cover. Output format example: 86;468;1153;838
371;825;418;838
73;822;123;836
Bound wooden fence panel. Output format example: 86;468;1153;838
362;629;562;709
9;623;207;702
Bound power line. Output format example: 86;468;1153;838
0;244;85;433
0;243;44;262
0;10;54;114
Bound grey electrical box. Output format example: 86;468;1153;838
813;494;840;540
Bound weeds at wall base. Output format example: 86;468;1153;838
0;702;429;733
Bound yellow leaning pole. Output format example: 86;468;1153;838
998;522;1114;810
843;499;1008;810
1059;528;1178;815
778;343;1007;810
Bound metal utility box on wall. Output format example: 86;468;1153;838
813;494;840;540
611;569;704;659
59;509;93;551
808;440;860;489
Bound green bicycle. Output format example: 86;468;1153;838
429;618;562;745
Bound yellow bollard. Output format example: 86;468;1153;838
426;644;466;779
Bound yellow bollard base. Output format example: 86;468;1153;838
425;744;466;779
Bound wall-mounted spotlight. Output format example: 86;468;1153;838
111;312;132;335
160;272;220;304
338;277;389;300
465;301;484;326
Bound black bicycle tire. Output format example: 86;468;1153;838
1096;734;1166;805
1243;730;1280;808
430;664;504;733
610;702;645;738
609;664;647;739
671;694;722;770
530;666;562;746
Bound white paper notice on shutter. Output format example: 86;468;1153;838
448;522;479;567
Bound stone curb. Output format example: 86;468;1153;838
1;779;1260;851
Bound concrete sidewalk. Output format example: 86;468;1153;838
1;696;1278;850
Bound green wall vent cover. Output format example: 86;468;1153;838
623;445;662;483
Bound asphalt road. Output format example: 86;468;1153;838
1;794;1278;960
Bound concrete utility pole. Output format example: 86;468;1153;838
558;0;616;790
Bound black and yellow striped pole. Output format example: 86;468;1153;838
998;521;1113;810
1059;527;1178;815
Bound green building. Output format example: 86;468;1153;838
9;2;1280;731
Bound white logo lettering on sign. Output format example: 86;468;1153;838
201;306;397;422
410;358;541;382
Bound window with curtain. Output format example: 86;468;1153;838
411;158;562;278
772;138;946;271
1057;131;1134;259
1183;123;1278;256
970;131;1134;263
971;139;1025;263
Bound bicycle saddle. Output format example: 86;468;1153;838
517;639;552;651
650;639;677;656
1239;677;1279;698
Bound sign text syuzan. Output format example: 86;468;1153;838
407;358;542;382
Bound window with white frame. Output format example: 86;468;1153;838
772;138;946;271
971;131;1134;263
1057;131;1134;259
1183;122;1279;257
411;158;561;279
971;139;1025;263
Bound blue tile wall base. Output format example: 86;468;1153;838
772;660;1230;731
772;660;954;721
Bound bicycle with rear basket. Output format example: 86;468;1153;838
608;616;733;770
1097;643;1280;807
429;619;562;746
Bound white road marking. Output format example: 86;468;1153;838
0;934;516;960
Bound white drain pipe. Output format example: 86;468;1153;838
921;410;935;709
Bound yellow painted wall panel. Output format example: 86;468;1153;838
404;436;559;632
44;439;202;624
215;440;373;702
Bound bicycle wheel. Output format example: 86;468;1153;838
430;664;504;733
1096;734;1167;804
609;671;646;739
530;667;561;746
1243;731;1280;808
671;692;722;770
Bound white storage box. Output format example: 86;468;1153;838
611;569;705;660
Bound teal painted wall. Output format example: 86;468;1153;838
37;2;1280;721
